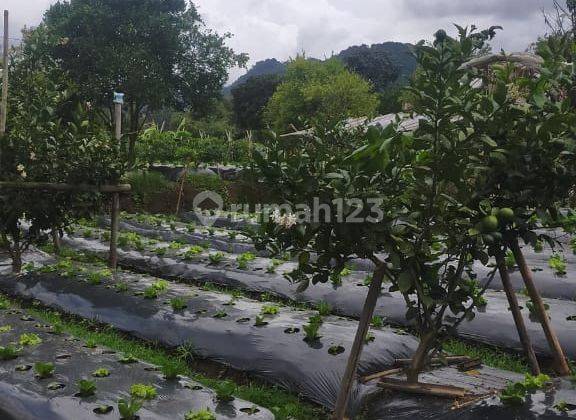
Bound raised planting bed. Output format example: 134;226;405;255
4;258;567;419
362;366;576;419
0;260;419;414
61;233;576;361
0;300;273;420
100;215;576;301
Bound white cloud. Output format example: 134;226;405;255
2;0;559;82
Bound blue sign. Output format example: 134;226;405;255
113;92;125;104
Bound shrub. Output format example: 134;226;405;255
124;171;172;204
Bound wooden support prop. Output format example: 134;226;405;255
495;250;541;376
108;192;120;270
360;368;404;384
0;182;131;193
332;264;386;420
0;10;8;138
510;240;571;376
378;377;469;399
393;355;471;367
114;100;122;142
456;358;483;372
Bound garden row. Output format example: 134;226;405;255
109;213;576;301
71;219;576;361
5;248;576;419
0;295;273;420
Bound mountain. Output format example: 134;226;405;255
226;42;416;94
223;58;286;96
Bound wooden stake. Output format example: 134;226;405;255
108;192;120;270
0;10;9;166
114;101;122;142
332;264;386;420
495;250;541;375
393;355;471;367
510;240;571;376
0;182;131;193
378;378;469;399
360;368;404;384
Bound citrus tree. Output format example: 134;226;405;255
0;27;123;272
255;27;501;394
465;34;576;375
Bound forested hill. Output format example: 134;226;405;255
225;41;416;94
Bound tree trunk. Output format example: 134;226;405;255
11;247;22;273
9;229;22;273
406;331;436;383
51;228;61;256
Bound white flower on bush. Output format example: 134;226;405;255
29;152;37;161
272;209;298;229
16;164;27;178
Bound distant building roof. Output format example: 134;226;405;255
280;113;423;138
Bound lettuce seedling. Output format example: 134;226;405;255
185;408;216;420
117;398;142;420
19;333;42;347
34;362;55;379
130;383;157;400
76;379;97;397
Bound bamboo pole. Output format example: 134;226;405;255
109;93;124;270
114;101;122;143
332;264;385;420
0;10;9;169
108;192;120;270
0;182;131;192
510;240;571;376
378;377;469;399
495;250;541;375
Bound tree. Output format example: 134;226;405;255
41;0;247;164
0;27;123;272
468;33;576;375
337;44;400;94
255;28;502;400
264;57;380;133
232;74;283;130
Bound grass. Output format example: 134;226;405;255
443;339;529;374
16;299;326;420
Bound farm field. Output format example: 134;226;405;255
3;1;576;419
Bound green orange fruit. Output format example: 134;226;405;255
498;208;515;222
479;215;499;233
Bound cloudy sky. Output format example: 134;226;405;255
3;0;559;82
